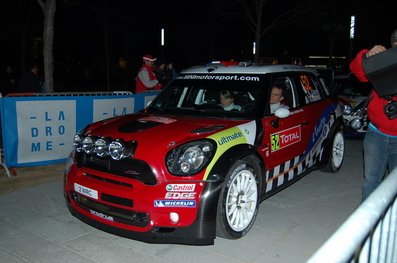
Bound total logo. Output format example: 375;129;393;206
166;184;195;192
270;125;301;152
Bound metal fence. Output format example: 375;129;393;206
307;168;397;263
4;91;133;97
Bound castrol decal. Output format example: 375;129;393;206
166;184;196;192
271;125;301;152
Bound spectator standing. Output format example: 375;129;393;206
135;54;162;93
18;63;42;93
349;28;397;201
165;62;177;84
278;49;293;64
154;60;167;85
1;65;17;96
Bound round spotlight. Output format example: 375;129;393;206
95;138;109;157
82;136;95;154
109;141;125;160
73;134;83;152
108;140;135;160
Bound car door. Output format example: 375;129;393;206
260;72;330;193
293;72;336;169
260;74;307;190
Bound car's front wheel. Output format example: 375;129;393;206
216;156;261;239
321;128;345;172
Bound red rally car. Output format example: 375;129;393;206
64;61;345;245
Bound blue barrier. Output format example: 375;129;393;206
0;91;159;168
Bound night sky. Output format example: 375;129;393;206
0;0;395;91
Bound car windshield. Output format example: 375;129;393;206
336;74;372;98
147;73;264;118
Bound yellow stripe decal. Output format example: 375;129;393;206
203;121;256;180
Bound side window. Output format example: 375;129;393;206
283;77;296;109
298;74;322;103
319;78;331;96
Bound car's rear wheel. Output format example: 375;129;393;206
216;156;261;239
321;129;345;172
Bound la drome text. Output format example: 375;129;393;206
30;111;66;152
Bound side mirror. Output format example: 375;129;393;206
274;107;290;118
272;108;290;128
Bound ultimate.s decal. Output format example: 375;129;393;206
271;125;301;152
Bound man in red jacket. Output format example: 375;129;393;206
135;54;162;93
350;29;397;200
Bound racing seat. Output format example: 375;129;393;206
235;91;255;112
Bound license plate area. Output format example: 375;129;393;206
74;183;98;200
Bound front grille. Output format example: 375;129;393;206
71;191;149;227
102;193;133;207
76;152;157;185
85;173;133;188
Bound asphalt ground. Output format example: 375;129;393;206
0;163;64;195
0;138;363;263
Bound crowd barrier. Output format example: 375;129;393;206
307;168;397;262
0;91;160;176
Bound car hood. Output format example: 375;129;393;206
338;95;367;109
84;113;253;154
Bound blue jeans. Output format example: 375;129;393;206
362;127;397;200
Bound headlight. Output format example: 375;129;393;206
350;118;363;130
352;107;366;117
342;104;352;115
180;146;204;173
166;140;216;176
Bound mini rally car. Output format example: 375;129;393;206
64;61;345;245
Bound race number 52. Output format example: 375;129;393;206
271;134;280;151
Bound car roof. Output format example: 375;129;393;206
180;62;320;75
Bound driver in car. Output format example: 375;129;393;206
220;89;241;111
270;82;289;113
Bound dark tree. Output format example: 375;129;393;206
36;0;57;93
215;0;324;63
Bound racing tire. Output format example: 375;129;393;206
320;128;345;173
216;156;261;239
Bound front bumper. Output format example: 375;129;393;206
64;169;224;245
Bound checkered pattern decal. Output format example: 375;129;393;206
265;154;304;192
265;114;334;193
